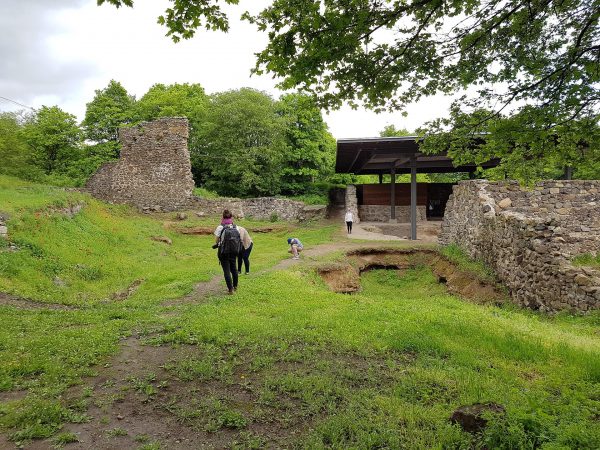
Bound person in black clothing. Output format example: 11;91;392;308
214;210;241;294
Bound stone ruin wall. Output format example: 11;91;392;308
358;205;427;222
85;117;326;221
343;184;427;222
191;197;326;222
86;117;195;211
344;185;360;224
440;180;600;312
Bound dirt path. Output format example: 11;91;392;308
0;292;78;311
348;221;441;243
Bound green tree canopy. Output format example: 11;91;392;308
379;125;412;137
99;1;599;122
195;88;286;197
422;106;600;181
81;79;136;144
23;106;83;175
100;1;600;180
136;83;209;152
0;112;35;179
276;93;336;194
135;82;208;121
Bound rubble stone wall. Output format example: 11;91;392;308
86;117;195;210
358;205;427;223
344;185;360;224
440;180;600;312
191;197;327;222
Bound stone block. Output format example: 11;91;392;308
498;197;512;209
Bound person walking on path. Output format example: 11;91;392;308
287;237;303;260
236;225;253;275
214;210;243;294
345;210;354;234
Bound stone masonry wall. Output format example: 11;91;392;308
86;117;195;211
440;180;600;312
358;205;427;222
344;185;360;224
191;197;327;222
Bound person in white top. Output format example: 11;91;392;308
344;210;354;234
236;226;253;275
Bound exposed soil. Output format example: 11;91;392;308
318;248;507;305
0;292;78;311
110;279;144;302
21;334;413;450
171;225;290;236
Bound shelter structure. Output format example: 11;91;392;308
335;136;499;240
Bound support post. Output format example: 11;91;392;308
378;173;383;184
390;168;396;222
410;154;417;240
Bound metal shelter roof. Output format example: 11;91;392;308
335;136;499;174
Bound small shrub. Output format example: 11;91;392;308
51;432;79;447
193;187;219;199
137;443;162;450
269;212;279;222
75;264;103;281
105;427;128;437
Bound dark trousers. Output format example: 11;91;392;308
237;242;253;273
346;221;353;233
219;254;238;291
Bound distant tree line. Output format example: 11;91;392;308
0;81;353;198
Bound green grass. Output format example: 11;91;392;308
1;175;599;448
51;431;79;447
0;175;335;305
287;193;328;205
145;266;600;448
573;252;600;268
441;243;497;282
192;186;220;199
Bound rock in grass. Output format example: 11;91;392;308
450;403;505;433
175;212;188;221
151;236;172;245
53;276;67;287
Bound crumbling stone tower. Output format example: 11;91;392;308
86;117;195;210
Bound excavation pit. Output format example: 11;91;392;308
317;248;507;305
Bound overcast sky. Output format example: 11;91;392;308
0;0;453;138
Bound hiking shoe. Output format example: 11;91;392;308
245;272;249;275
228;289;234;295
292;256;300;260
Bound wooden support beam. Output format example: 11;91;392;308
390;167;396;222
410;154;417;240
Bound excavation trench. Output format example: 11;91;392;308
317;248;507;305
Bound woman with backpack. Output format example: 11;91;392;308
214;210;243;295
